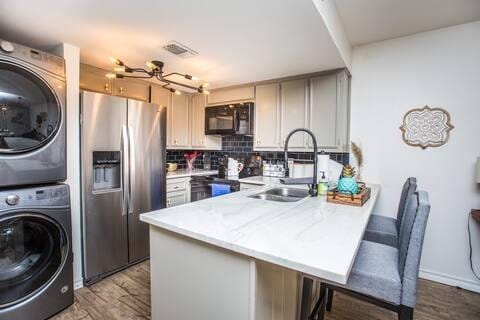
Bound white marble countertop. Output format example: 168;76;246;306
166;169;218;179
141;184;380;284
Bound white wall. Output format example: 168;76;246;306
350;21;480;292
52;43;83;289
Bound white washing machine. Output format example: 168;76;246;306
0;39;66;187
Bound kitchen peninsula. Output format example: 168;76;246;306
140;183;380;320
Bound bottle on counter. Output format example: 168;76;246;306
318;171;328;196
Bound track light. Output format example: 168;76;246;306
107;57;206;93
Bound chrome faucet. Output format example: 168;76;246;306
281;128;318;197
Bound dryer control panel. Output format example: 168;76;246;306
0;184;70;210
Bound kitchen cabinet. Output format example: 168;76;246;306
166;177;190;207
170;94;191;148
280;79;308;150
308;71;350;152
80;63;149;101
80;64;113;94
115;77;150;101
207;86;254;105
254;83;281;150
255;261;300;320
254;70;350;153
191;95;222;150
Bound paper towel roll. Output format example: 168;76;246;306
318;154;330;176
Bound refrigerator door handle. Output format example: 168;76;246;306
128;125;136;214
121;125;129;216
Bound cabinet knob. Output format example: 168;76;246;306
119;87;124;94
104;83;109;92
256;138;260;145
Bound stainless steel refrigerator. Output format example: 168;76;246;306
80;91;166;285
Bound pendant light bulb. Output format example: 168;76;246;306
174;90;182;95
191;76;200;81
114;66;126;72
146;61;156;69
109;57;123;66
106;73;116;79
201;83;210;88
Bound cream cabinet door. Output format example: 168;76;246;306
254;83;281;150
80;64;113;94
115;77;150;101
151;85;171;147
280;79;308;150
170;94;191;148
191;95;222;150
207;86;254;105
308;72;350;152
255;261;299;320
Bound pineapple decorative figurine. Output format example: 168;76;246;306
337;165;359;194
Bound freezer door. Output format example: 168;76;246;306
127;99;167;263
81;91;129;283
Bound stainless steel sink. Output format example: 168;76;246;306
248;187;310;202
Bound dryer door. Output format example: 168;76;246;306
0;61;61;154
0;213;68;308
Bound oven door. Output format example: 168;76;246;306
0;213;68;308
204;105;236;135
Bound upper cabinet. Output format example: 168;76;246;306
254;69;350;153
170;94;191;149
80;64;113;94
280;79;308;150
80;63;149;101
115;77;150;102
207;86;254;105
254;83;280;150
191;95;222;150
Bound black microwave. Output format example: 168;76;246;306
205;103;254;135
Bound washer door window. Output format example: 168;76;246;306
0;62;61;153
0;214;67;307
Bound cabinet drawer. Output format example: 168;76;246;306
167;178;189;192
167;190;188;208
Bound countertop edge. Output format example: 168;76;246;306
141;210;349;284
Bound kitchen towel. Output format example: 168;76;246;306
211;183;231;197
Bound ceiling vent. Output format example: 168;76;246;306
163;41;198;58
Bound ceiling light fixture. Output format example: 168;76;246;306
106;58;209;94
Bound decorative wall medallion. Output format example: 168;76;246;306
400;105;454;149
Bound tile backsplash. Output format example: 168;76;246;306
166;135;349;170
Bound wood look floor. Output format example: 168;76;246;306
51;261;480;320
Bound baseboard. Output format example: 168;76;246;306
419;268;480;293
74;279;84;290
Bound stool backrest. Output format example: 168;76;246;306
396;177;417;232
400;191;431;308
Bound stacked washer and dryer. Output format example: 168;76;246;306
0;40;73;320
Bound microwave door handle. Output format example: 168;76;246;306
234;109;240;131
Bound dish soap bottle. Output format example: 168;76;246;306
318;171;328;196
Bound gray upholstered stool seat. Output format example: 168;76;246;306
343;240;401;304
322;191;431;320
364;215;398;247
364;177;417;247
